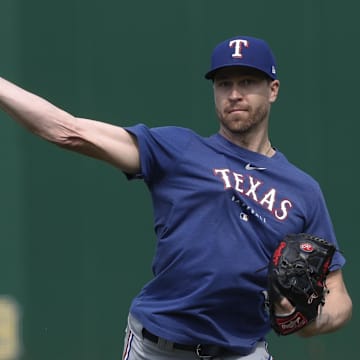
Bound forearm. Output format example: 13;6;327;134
298;294;352;337
0;77;76;143
298;271;352;337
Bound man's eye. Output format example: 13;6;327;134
218;81;231;87
241;79;253;86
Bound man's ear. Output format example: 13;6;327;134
269;80;280;103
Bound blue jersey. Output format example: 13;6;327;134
125;124;345;355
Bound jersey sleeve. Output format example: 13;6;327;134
124;124;193;183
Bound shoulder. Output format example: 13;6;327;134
151;125;199;139
125;124;203;148
125;124;198;138
275;152;321;191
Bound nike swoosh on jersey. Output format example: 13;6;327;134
245;163;267;171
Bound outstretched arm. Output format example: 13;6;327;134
0;77;140;174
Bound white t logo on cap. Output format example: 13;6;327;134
229;39;249;58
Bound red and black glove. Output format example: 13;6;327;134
267;233;336;335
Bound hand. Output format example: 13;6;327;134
267;233;337;335
274;296;295;316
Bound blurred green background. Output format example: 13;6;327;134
0;0;357;359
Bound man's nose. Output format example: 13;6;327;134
229;86;243;100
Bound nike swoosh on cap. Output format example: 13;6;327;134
245;163;266;171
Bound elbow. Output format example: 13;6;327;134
54;135;84;148
31;128;80;151
343;295;353;325
326;295;353;334
335;292;353;329
55;136;104;160
54;136;91;154
46;134;81;150
44;121;86;150
329;291;353;333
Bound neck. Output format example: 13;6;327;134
219;128;275;157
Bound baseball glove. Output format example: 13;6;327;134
267;233;336;335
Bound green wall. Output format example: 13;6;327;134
0;0;358;359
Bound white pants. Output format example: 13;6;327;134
122;314;273;360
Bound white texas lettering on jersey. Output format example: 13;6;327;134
229;39;249;59
213;168;293;221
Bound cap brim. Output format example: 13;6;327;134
204;64;275;80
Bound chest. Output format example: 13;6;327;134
153;147;306;235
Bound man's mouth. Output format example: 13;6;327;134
228;108;248;113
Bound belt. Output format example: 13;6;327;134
142;327;234;359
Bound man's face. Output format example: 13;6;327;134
213;67;279;137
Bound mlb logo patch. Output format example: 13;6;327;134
240;212;249;222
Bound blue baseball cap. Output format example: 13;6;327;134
205;35;277;80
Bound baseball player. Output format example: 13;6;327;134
0;35;352;359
